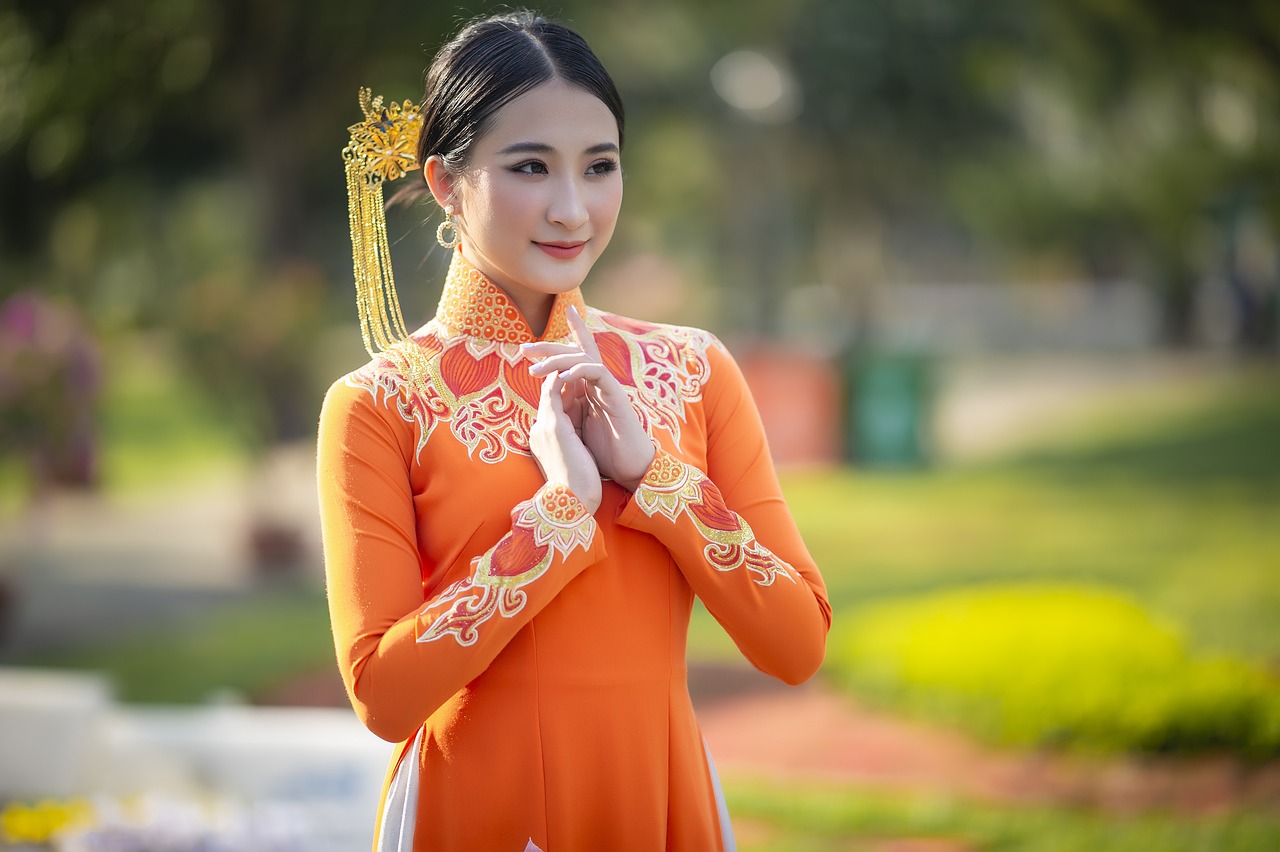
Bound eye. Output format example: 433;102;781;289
512;160;549;175
588;159;619;176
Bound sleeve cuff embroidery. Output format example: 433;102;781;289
633;448;798;588
516;483;597;556
417;483;597;647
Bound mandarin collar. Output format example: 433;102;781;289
433;249;587;344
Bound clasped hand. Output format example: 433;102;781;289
523;306;655;513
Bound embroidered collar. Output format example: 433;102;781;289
433;249;587;344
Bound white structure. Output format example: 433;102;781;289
0;668;391;851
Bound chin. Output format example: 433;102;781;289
527;253;598;292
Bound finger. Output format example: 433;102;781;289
559;361;630;406
561;364;627;414
558;372;583;401
545;373;586;436
520;341;581;359
556;361;615;388
528;351;592;377
566;305;601;360
538;369;566;416
558;381;586;432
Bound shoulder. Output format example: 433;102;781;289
318;359;394;439
320;330;444;425
324;355;398;413
331;322;449;398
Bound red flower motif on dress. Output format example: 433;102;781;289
440;346;501;398
687;480;739;533
594;331;636;385
633;448;797;588
502;360;541;409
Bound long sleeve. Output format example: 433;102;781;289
317;378;607;743
615;343;831;684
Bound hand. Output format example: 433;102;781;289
528;368;603;513
523;306;655;491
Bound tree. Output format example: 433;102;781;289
951;0;1280;347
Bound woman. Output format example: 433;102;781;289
319;10;831;851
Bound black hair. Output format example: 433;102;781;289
392;9;624;208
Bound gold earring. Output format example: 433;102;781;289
436;205;459;249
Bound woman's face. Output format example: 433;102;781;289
445;79;623;320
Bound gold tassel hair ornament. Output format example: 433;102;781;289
342;88;434;387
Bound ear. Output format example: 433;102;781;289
423;155;457;211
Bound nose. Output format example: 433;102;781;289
547;175;588;231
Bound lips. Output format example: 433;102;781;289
534;240;586;260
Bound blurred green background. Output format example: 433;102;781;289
1;0;1278;849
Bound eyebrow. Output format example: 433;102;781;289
498;141;619;156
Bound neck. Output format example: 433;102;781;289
502;288;555;338
457;245;557;337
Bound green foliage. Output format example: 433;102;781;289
27;590;333;704
724;777;1280;851
827;583;1280;756
96;337;249;493
990;370;1280;495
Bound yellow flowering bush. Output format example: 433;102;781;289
828;583;1280;756
1;798;92;845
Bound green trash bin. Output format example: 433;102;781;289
844;351;934;468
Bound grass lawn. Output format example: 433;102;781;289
95;339;254;494
22;589;334;704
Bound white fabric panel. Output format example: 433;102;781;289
702;738;737;852
376;728;423;852
374;729;732;850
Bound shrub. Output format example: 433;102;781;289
0;291;101;492
827;583;1280;756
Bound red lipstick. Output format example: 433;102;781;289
535;241;586;260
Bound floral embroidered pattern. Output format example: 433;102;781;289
634;449;798;587
516;484;598;555
417;484;595;646
347;335;538;463
591;313;717;446
345;253;721;464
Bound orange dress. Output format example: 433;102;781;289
317;251;831;851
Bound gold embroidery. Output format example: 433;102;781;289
416;485;595;646
634;448;798;587
415;582;526;648
346;336;537;463
631;450;700;523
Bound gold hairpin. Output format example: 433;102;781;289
342;88;431;392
